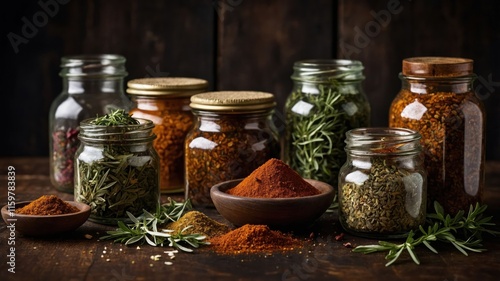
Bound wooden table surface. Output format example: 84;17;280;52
1;157;499;281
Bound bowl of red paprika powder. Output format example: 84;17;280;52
1;195;91;236
210;159;335;228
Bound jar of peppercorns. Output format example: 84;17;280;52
127;77;208;193
389;57;485;215
185;91;280;207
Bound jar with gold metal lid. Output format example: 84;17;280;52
185;91;280;207
127;77;208;193
389;57;485;215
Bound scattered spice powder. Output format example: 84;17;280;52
209;224;302;255
226;158;320;198
166;211;231;238
16;195;79;215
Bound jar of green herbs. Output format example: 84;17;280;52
338;127;427;239
74;110;160;225
283;60;370;187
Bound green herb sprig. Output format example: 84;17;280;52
285;84;369;186
90;109;139;126
101;198;210;252
353;201;499;266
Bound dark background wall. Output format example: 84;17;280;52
2;0;500;159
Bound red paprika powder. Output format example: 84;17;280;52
209;224;302;254
226;158;320;198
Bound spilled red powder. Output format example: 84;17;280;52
226;158;320;198
209;224;302;254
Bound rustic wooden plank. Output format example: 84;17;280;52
1;158;500;280
216;0;335;118
337;0;500;160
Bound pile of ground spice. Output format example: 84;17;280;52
16;195;79;215
209;224;302;254
226;158;320;198
166;211;231;238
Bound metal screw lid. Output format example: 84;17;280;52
127;77;208;97
190;91;276;113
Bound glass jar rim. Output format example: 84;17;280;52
60;54;128;79
79;118;156;143
345;127;421;156
292;59;365;82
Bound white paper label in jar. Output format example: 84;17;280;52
400;99;427;120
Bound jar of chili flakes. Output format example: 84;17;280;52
389;57;485;215
185;91;280;207
127;77;208;193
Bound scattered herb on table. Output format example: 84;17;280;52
101;198;209;252
353;201;499;266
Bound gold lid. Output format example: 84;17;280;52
190;91;276;113
126;77;208;97
402;57;473;77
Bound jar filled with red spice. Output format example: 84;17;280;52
49;54;132;193
185;91;280;207
389;57;485;215
127;77;208;193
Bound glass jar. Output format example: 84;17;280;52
49;54;132;193
284;60;371;187
127;77;208;194
185;91;280;207
389;57;485;215
338;127;427;239
74;118;160;225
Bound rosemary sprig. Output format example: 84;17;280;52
90;109;139;126
101;198;210;252
285;83;369;186
353;201;499;266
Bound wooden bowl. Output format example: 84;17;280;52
1;201;90;236
210;178;335;228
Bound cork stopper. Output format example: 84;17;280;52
402;57;473;77
190;91;276;113
127;77;208;97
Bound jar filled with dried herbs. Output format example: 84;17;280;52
127;77;208;194
185;91;280;207
389;57;485;215
74;110;160;225
49;54;132;193
283;60;371;187
338;128;427;239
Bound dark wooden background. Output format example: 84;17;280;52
2;0;500;159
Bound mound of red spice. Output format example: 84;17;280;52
16;195;79;215
209;224;302;254
226;158;320;198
